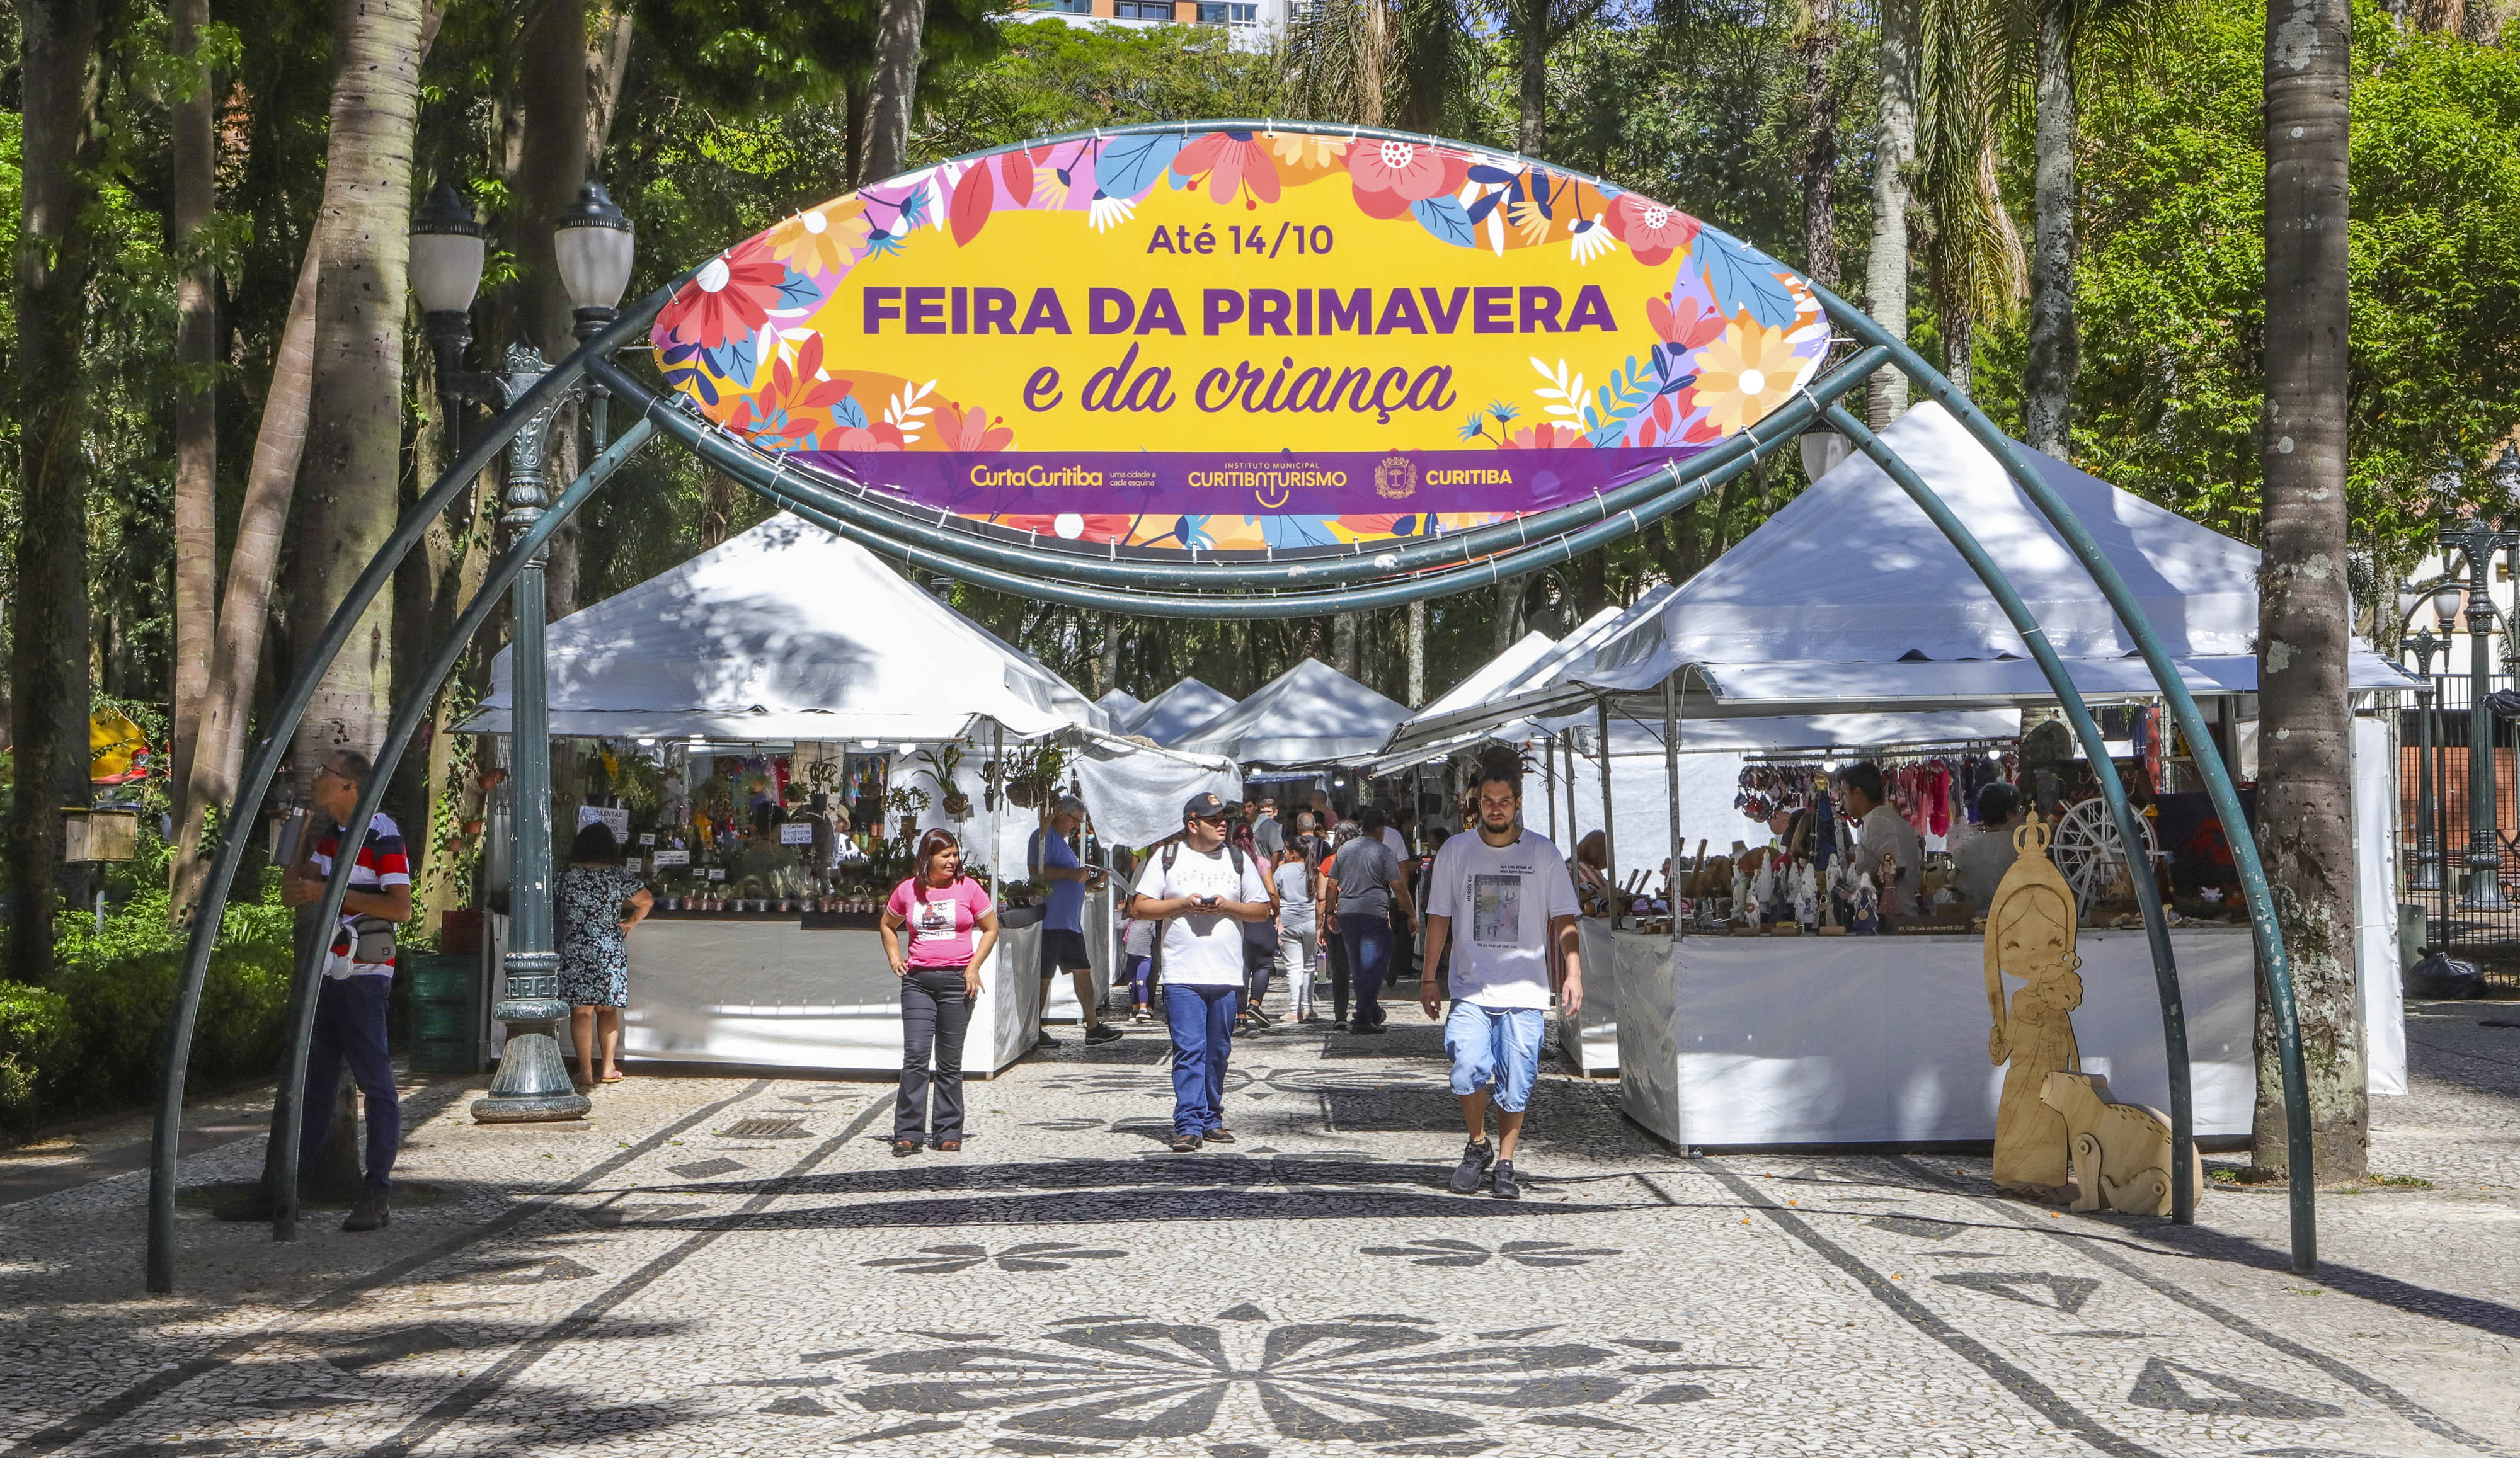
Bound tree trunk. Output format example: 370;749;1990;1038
287;0;426;791
1492;576;1527;654
2253;0;2364;1183
1799;0;1841;290
859;0;925;185
1333;613;1358;677
2023;3;2079;455
512;0;590;627
1099;615;1121;698
1939;295;1974;399
1578;548;1608;619
8;0;101;982
1513;0;1547;156
1865;0;1918;426
175;241;323;919
171;0;218;826
1406;599;1426;706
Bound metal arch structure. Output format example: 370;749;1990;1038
146;122;2318;1291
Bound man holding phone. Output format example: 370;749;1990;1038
1130;792;1273;1151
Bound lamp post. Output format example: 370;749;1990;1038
2436;456;2515;912
2397;583;2458;899
411;178;636;1122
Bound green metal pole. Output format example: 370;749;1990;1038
1815;287;2317;1272
474;349;592;1124
1828;404;2195;1224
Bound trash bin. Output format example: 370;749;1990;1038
407;952;483;1074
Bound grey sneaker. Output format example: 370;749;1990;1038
341;1192;391;1232
1450;1140;1494;1194
1491;1160;1521;1200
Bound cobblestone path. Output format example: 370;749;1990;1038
3;1000;2515;1458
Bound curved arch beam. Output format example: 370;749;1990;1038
1814;287;2313;1271
594;355;1851;617
592;344;1889;593
1825;404;2194;1224
146;288;674;1292
265;420;657;1241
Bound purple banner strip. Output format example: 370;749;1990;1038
791;447;1718;521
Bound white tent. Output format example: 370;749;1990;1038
1123;676;1240;746
465;513;1107;741
1095;688;1146;724
1176;658;1411;766
1569;403;2421;709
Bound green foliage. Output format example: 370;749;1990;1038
40;873;297;1117
0;982;72;1130
2075;0;2520;553
915;19;1283;160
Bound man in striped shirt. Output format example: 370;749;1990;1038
282;749;413;1231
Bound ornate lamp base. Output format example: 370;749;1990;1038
471;954;590;1122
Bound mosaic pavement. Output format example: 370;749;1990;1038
3;998;2516;1458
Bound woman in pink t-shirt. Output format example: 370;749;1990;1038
880;828;999;1156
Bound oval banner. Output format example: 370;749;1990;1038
652;124;1830;555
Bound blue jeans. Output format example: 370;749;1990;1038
896;966;971;1143
1445;1002;1547;1113
1339;913;1394;1028
1164;984;1239;1137
302;975;399;1194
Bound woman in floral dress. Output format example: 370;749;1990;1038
559;821;653;1090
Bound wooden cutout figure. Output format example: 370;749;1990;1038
1984;812;2083;1198
2041;1070;2200;1216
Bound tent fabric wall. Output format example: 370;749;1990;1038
2356;714;2408;1096
465;513;1106;740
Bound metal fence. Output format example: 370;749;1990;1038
2400;669;2520;988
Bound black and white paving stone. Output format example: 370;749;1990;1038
3;999;2514;1458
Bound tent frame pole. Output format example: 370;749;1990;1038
1598;697;1618;930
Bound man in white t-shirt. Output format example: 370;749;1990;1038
1419;753;1581;1200
1130;792;1273;1152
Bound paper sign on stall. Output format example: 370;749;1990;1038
578;804;629;840
654;849;691;867
779;822;815;846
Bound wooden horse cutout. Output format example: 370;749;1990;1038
2041;1071;2202;1217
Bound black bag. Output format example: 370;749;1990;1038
2404;950;2484;1000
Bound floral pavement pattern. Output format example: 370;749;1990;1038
650;123;1833;554
839;1306;1730;1447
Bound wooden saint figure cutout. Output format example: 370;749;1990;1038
1983;812;2083;1197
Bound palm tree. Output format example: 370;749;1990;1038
171;0;217;855
2254;0;2362;1183
285;0;428;794
1916;0;2023;397
2022;0;2175;455
861;0;925;184
1865;0;1920;424
9;0;102;980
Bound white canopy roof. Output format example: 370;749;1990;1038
1122;676;1240;746
1176;657;1411;766
464;513;1105;741
1095;688;1147;723
1416;631;1558;719
1387;404;2420;753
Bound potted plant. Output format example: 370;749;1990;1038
917;744;971;817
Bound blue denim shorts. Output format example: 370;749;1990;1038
1445;1002;1546;1113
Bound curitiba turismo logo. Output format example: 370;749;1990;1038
652;125;1831;555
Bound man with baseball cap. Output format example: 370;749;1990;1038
1129;791;1273;1151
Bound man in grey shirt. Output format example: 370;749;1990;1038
1333;806;1416;1033
1833;762;1922;920
1252;796;1285;858
1952;782;2023;911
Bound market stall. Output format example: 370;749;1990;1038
1175;658;1411;767
459;513;1221;1073
1380;403;2419;1134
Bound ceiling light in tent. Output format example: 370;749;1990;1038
860;739;881;749
898;743;917;756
